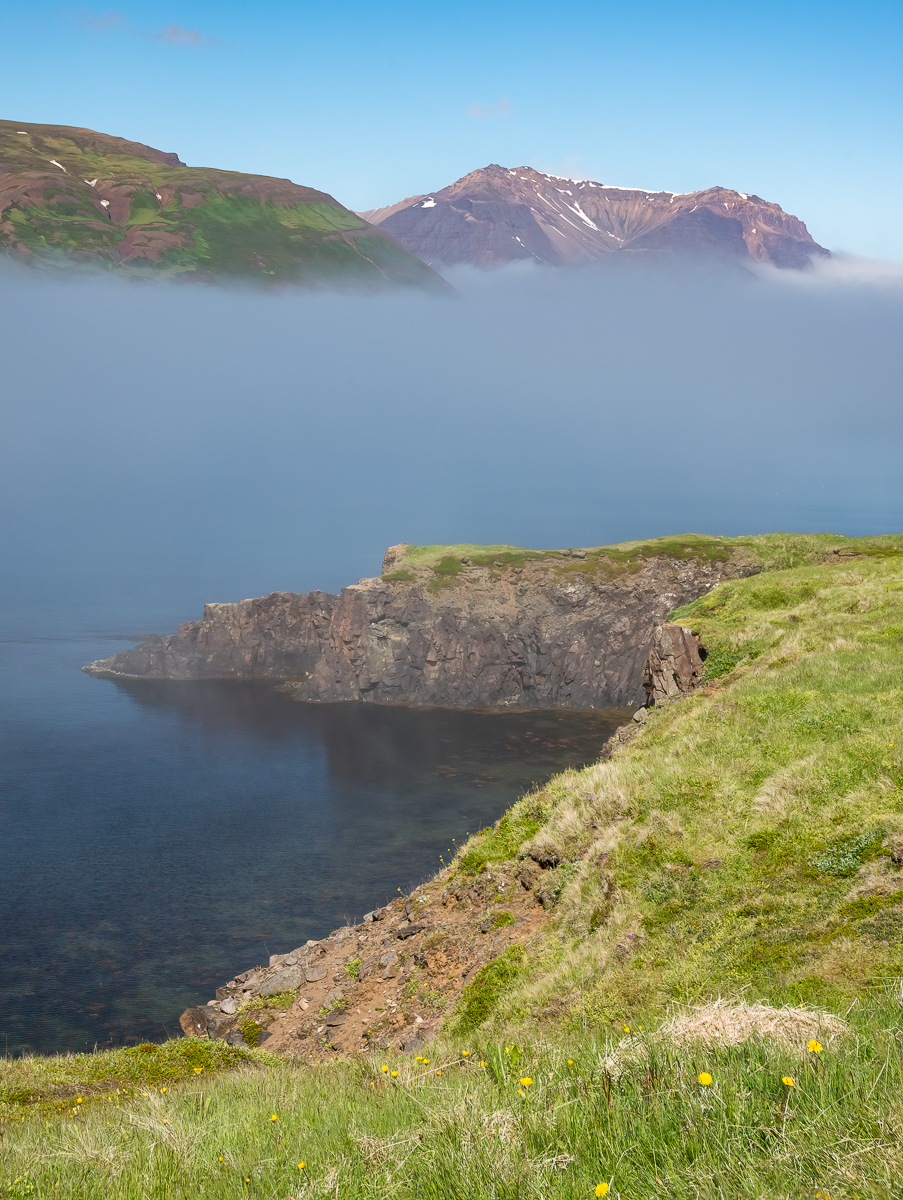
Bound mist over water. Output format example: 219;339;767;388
2;256;900;636
1;256;900;1053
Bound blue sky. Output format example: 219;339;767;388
3;1;901;258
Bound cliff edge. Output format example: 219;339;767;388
84;537;761;709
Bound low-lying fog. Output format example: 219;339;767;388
1;256;900;636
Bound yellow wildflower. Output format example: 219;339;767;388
782;1076;794;1087
76;1098;82;1104
462;1049;470;1056
519;1077;532;1087
381;1065;389;1073
160;1087;167;1094
270;1114;278;1121
391;1070;398;1078
623;1024;630;1033
595;1185;609;1197
808;1040;823;1053
298;1162;306;1170
567;1059;574;1065
698;1072;713;1086
478;1060;488;1067
518;1088;525;1097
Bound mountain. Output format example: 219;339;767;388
359;164;829;269
0;120;445;289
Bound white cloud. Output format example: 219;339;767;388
466;98;512;120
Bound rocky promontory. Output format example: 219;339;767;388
85;538;760;709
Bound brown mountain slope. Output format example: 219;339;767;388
0;120;446;289
359;164;828;269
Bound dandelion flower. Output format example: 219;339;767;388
381;1065;389;1073
782;1076;795;1087
298;1162;306;1170
270;1114;278;1121
193;1067;203;1074
76;1098;82;1104
391;1070;398;1078
808;1040;823;1054
160;1087;167;1094
595;1185;609;1197
519;1077;532;1087
219;1157;224;1162
623;1024;630;1033
435;1069;441;1076
518;1088;525;1097
462;1050;471;1056
567;1059;574;1066
423;1059;429;1065
479;1060;488;1067
698;1072;713;1086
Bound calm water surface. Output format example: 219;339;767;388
1;632;627;1055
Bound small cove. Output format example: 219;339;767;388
1;631;628;1055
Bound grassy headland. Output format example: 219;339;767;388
2;537;901;1196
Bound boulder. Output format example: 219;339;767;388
179;1006;209;1038
643;624;704;706
260;965;306;996
396;921;426;940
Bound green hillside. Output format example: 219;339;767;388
2;537;901;1196
0;120;445;289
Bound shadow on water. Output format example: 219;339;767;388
113;676;632;784
2;662;630;1055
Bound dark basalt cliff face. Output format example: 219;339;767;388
84;543;760;709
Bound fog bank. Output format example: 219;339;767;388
1;258;900;637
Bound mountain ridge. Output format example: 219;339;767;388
360;163;829;269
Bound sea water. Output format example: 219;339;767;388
1;620;627;1055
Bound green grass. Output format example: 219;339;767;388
1;999;901;1198
389;532;903;586
0;1040;266;1122
450;551;903;1035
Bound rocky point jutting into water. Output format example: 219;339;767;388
84;539;759;708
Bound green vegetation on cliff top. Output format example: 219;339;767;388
0;120;443;289
393;531;903;577
2;541;902;1196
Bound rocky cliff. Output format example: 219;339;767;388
359;164;828;269
84;539;761;709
